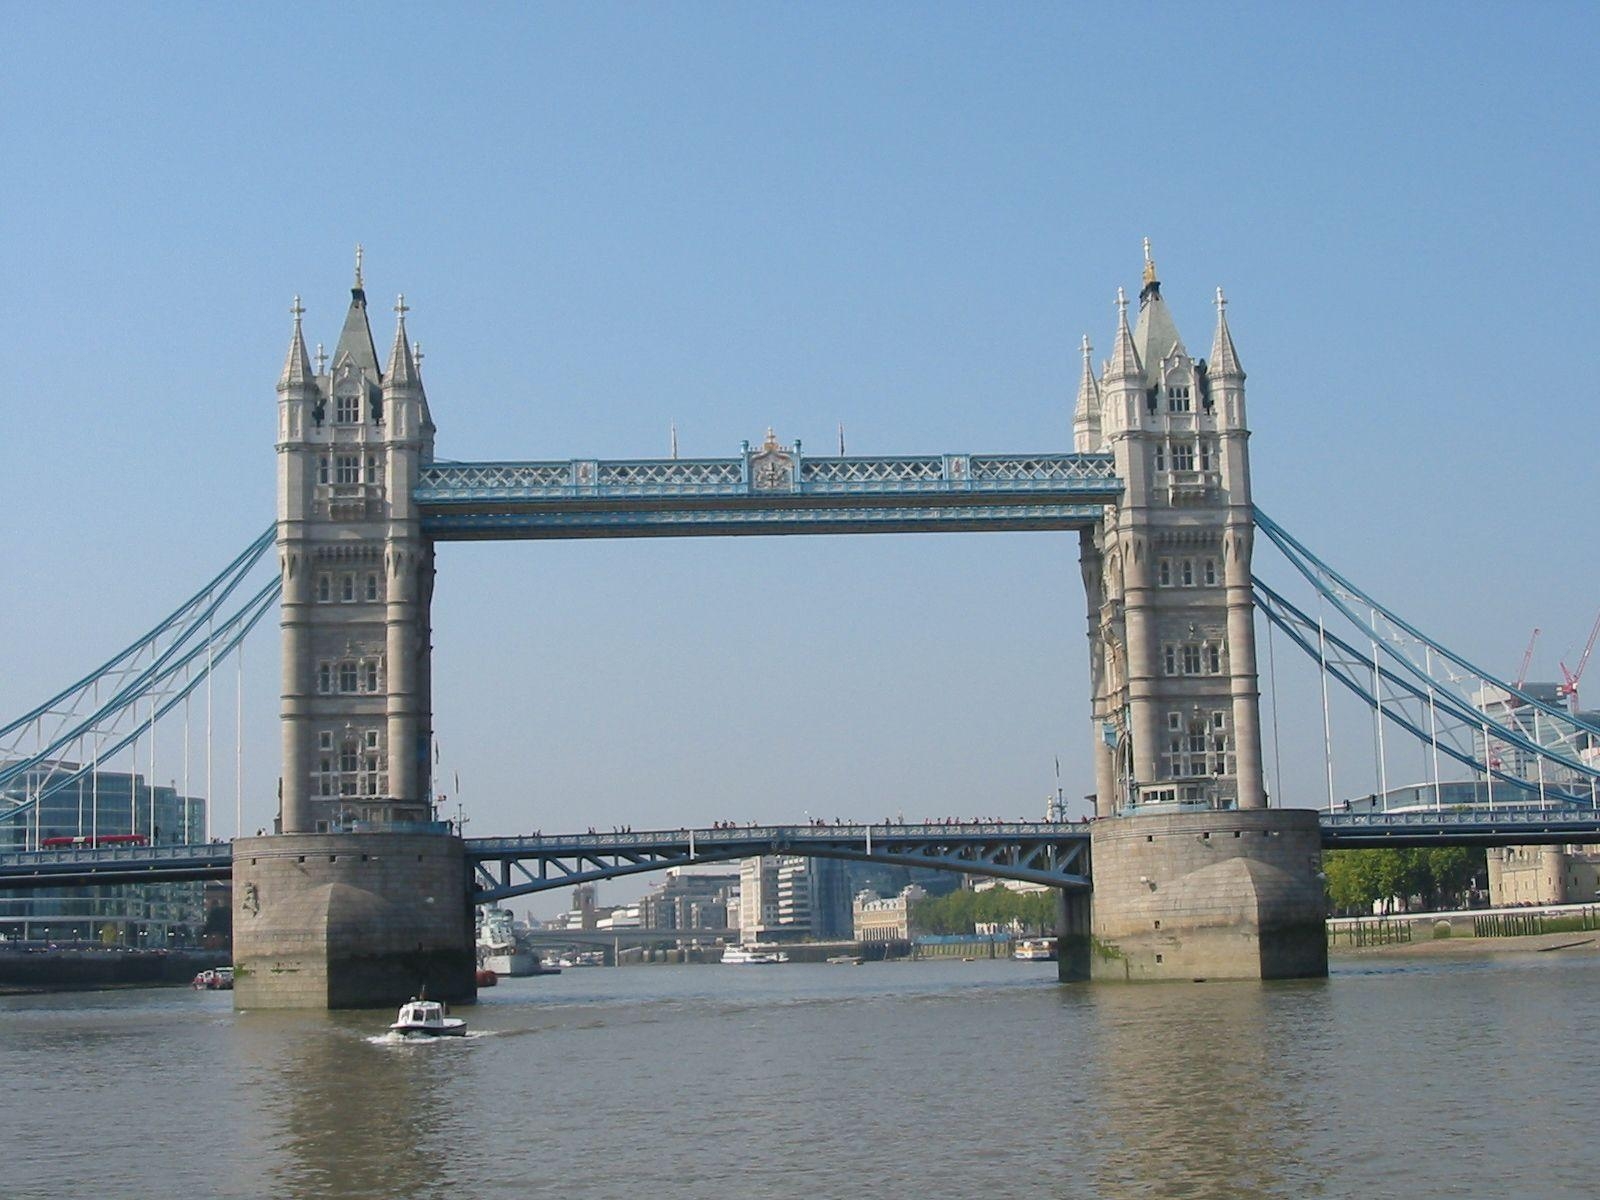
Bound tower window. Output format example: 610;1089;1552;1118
1154;443;1166;472
317;664;331;694
318;731;334;752
1158;559;1171;586
363;662;379;693
1207;645;1222;674
1163;645;1177;675
1200;439;1215;471
1204;559;1218;586
338;661;358;693
365;573;380;602
316;574;331;603
1181;560;1194;587
335;391;360;424
1167;385;1191;413
335;454;360;485
341;575;356;603
1183;644;1202;675
317;458;329;485
1173;443;1195;471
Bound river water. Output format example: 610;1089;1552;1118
2;951;1596;1200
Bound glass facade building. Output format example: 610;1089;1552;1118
0;763;208;944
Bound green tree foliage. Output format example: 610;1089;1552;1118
1322;847;1485;914
910;887;1057;935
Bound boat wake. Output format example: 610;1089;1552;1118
367;1029;497;1046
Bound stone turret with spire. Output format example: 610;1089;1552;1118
275;248;436;835
1080;241;1266;816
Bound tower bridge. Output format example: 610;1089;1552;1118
9;244;1595;1006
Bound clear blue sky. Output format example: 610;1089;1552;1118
4;5;1597;906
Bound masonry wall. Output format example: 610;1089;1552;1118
233;831;474;1009
1077;808;1327;982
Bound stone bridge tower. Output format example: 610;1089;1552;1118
1063;246;1325;983
275;252;436;834
1075;244;1265;817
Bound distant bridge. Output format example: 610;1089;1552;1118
3;810;1599;896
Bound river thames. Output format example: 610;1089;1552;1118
2;951;1596;1199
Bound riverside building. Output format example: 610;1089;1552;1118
0;764;208;944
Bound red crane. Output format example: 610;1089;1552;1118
1557;610;1600;710
1514;628;1541;690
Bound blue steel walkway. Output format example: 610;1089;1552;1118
3;810;1599;894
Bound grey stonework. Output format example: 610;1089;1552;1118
276;276;436;834
1059;809;1328;982
1074;254;1264;815
232;832;474;1009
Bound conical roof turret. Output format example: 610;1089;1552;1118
1072;334;1102;450
278;296;315;391
1210;287;1245;380
332;245;383;379
1104;287;1144;383
1132;240;1186;385
385;294;420;388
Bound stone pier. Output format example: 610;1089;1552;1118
232;831;475;1009
1059;808;1328;982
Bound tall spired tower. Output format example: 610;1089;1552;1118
275;251;436;833
1076;243;1265;816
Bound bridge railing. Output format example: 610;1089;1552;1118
467;820;1088;854
417;454;1120;504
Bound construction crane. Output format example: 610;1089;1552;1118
1557;610;1600;710
1514;628;1541;689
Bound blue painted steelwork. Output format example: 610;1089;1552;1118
464;822;1093;903
0;842;232;889
1;528;281;828
7;809;1600;893
1321;808;1600;848
1254;577;1599;807
416;451;1120;540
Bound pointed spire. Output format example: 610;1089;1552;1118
278;295;315;391
1105;287;1144;383
1210;286;1245;380
1075;334;1100;411
385;293;419;387
1073;334;1102;450
332;252;382;379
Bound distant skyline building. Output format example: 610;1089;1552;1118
0;764;208;944
740;855;850;941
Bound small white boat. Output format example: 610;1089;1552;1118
722;945;783;965
1012;938;1058;962
389;997;466;1037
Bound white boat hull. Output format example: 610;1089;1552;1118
481;951;538;977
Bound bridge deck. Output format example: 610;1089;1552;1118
3;811;1598;892
415;453;1121;539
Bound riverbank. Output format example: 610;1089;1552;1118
1331;929;1599;959
0;947;228;994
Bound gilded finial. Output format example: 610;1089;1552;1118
1215;285;1227;311
395;293;409;321
1116;286;1127;315
290;295;305;326
354;244;364;289
1142;238;1157;287
1081;334;1092;362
